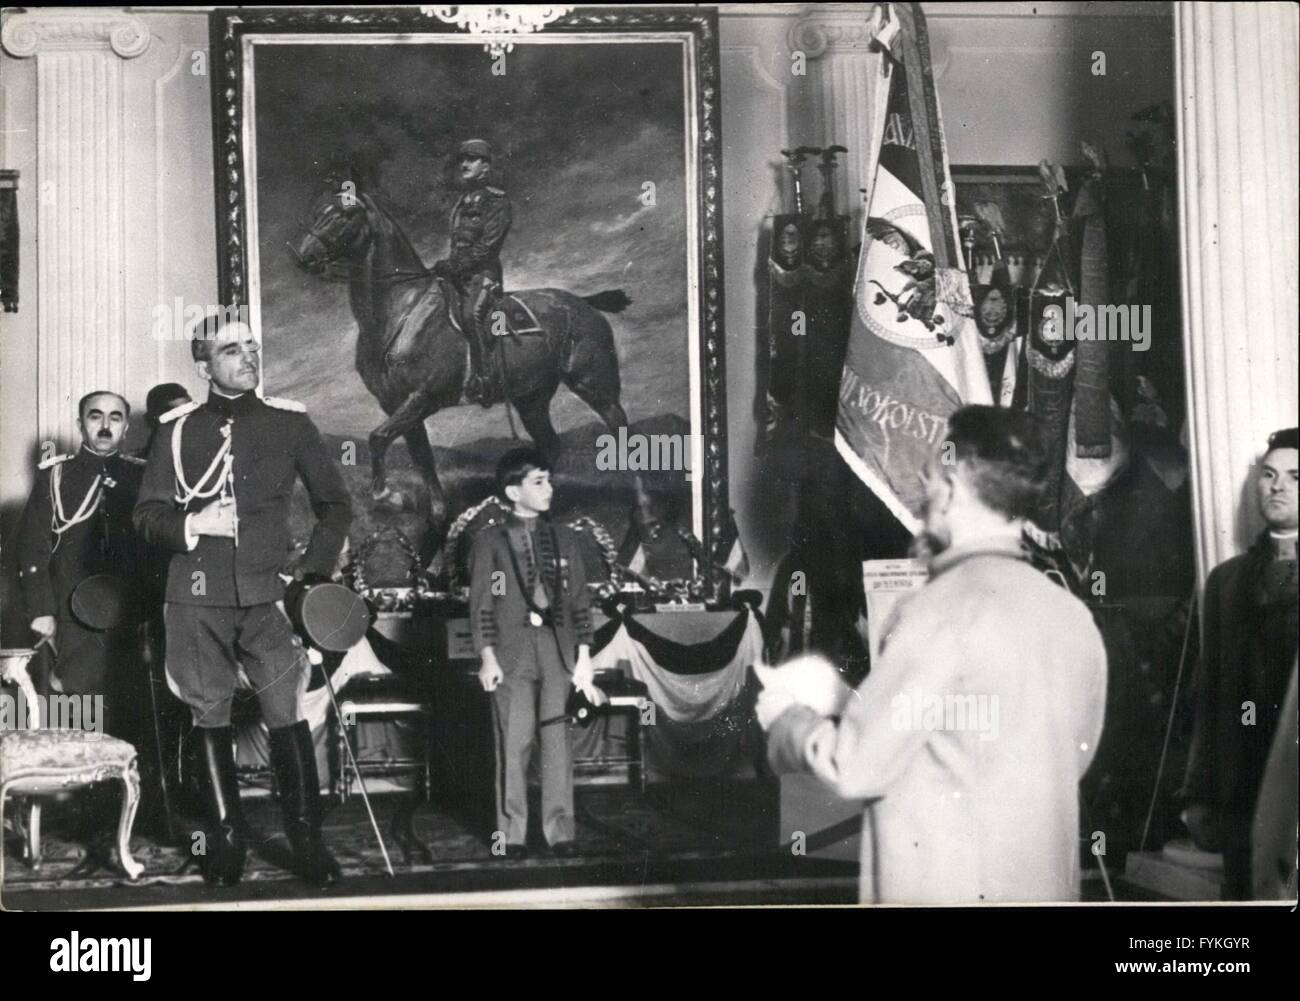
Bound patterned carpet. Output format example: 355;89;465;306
2;780;854;907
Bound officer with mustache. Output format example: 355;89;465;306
15;391;145;737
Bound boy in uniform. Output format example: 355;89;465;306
469;448;598;858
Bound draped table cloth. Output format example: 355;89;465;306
576;607;766;781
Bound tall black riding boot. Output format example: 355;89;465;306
194;726;248;886
269;720;341;887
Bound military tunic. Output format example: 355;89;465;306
469;514;593;846
133;391;351;728
442;182;514;402
15;446;145;703
447;183;512;287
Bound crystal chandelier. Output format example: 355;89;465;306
421;6;574;57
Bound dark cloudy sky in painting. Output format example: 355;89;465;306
250;39;690;443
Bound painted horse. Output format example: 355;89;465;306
289;176;636;541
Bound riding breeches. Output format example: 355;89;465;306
163;602;309;730
459;273;500;338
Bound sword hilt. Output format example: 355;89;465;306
780;146;819;217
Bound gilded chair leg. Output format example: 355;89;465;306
116;761;144;880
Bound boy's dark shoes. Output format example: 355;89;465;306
550;841;580;858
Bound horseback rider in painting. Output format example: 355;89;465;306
291;161;632;542
433;138;512;406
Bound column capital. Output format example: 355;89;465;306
2;9;150;60
788;4;879;60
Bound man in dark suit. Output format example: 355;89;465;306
16;390;144;738
136;382;191;460
134;312;352;887
1181;426;1298;899
133;382;194;840
469;447;597;859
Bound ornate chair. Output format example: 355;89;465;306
0;647;143;879
329;632;433;805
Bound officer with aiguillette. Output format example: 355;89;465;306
134;311;352;888
432;138;513;406
16;390;145;739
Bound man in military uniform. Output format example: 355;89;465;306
16;390;145;738
433;138;512;406
134;314;352;887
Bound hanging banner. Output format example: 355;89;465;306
766;213;807;436
801;215;854;438
766;210;855;473
0;170;17;313
586;609;766;779
835;2;992;531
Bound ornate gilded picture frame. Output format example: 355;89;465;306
209;6;728;598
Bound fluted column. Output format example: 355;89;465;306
1;9;150;449
787;4;887;236
1176;1;1299;582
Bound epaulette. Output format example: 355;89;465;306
159;400;202;424
118;454;147;466
485;185;505;197
37;453;72;470
263;396;306;413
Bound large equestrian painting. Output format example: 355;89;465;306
210;7;727;588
